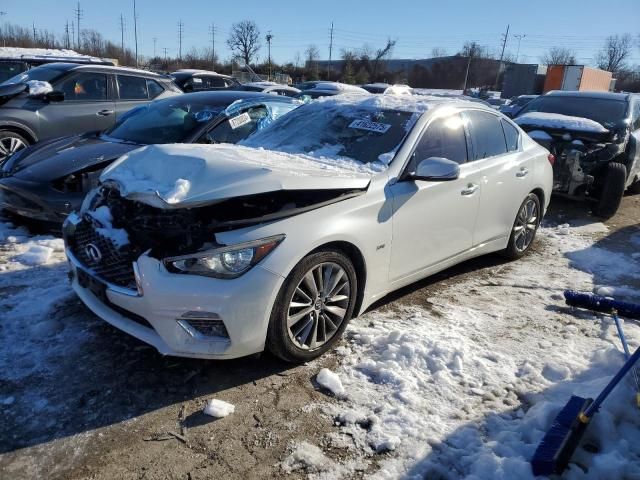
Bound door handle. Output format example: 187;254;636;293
516;167;529;178
96;109;114;116
461;183;479;196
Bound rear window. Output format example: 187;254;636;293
518;96;627;129
117;75;148;100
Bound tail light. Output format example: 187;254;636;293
547;154;555;166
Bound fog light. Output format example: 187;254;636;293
177;311;229;339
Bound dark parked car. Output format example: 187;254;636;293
515;91;640;217
500;95;538;118
0;63;181;161
237;81;300;97
170;69;241;92
0;91;300;226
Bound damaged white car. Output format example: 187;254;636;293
63;95;553;362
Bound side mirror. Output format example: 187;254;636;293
411;157;460;181
45;91;65;102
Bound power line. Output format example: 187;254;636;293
514;34;526;62
64;20;70;49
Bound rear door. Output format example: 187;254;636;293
114;74;163;122
39;71;116;140
388;112;482;282
463;109;533;246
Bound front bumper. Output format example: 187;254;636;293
0;176;83;224
66;245;285;360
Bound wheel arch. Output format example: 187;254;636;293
0;122;37;144
308;240;368;317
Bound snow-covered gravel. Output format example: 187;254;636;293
309;222;640;479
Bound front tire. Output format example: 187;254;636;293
502;193;541;260
0;130;29;162
266;250;358;363
596;162;626;219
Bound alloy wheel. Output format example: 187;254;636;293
0;135;26;161
286;262;351;350
513;197;538;252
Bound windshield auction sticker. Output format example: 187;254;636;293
229;112;252;130
349;119;391;134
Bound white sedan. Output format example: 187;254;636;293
63;95;553;362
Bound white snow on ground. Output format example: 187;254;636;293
314;221;640;479
203;399;235;418
515;112;608;133
316;368;346;398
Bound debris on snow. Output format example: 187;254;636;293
316;368;346;398
203;399;235;418
14;245;54;265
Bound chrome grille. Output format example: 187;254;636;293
70;219;137;289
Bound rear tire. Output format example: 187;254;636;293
266;250;357;363
596;162;626;219
502;193;541;260
0;130;29;162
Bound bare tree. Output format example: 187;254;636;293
340;49;357;84
430;47;447;58
459;41;492;59
372;38;396;78
541;46;576;65
227;20;261;66
596;34;633;74
305;44;320;79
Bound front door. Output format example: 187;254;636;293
388;112;481;283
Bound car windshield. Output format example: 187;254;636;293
241;101;415;164
103;97;229;144
1;65;66;85
518;96;628;128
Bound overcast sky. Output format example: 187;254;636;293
3;0;639;65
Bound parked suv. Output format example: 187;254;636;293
0;63;180;160
515;91;640;217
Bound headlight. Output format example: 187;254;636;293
164;235;285;279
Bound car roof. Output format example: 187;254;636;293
39;62;165;78
544;90;630;101
171;69;232;78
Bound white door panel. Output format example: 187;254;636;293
472;151;534;244
388;168;482;282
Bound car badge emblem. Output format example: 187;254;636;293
85;243;103;263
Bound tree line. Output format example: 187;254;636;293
1;19;639;91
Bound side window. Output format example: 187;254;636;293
633;100;640;131
147;80;164;99
410;113;468;170
501;119;520;152
207;76;227;88
117;75;149;100
58;73;107;101
465;110;508;160
198;106;268;144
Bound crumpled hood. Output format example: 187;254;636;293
10;133;141;181
100;143;374;208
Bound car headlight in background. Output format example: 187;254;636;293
164;234;285;279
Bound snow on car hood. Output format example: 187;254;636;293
515;112;609;133
100;144;374;208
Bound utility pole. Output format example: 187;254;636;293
152;37;157;58
132;0;138;67
177;20;184;60
327;21;334;79
209;23;216;70
514;34;526;63
65;20;70;49
494;24;510;90
32;22;37;43
163;47;168;62
266;31;273;81
119;13;125;53
70;21;75;49
74;2;82;49
462;43;475;93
